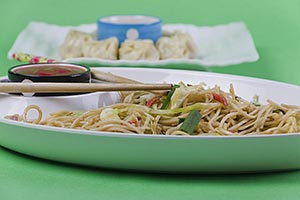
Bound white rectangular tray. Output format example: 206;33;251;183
8;21;259;68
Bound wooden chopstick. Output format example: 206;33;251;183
91;69;141;83
0;82;173;93
91;69;169;97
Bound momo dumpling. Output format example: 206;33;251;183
156;31;197;59
59;30;92;59
82;37;119;60
119;39;159;61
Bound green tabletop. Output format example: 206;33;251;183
1;0;300;199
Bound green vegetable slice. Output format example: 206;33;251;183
252;95;260;106
151;102;215;116
70;110;85;117
180;110;202;135
160;84;180;109
178;118;186;124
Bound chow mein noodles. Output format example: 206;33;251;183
5;82;300;136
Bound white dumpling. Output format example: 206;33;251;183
156;31;197;59
82;37;119;60
119;39;159;61
59;30;92;59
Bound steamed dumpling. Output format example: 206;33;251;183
82;37;119;60
59;30;92;59
119;39;159;61
156;31;197;59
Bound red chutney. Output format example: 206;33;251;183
13;65;87;77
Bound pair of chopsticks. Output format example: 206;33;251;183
0;70;172;93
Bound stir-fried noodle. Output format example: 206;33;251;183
5;83;300;136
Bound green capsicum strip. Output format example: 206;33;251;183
150;102;218;116
179;110;202;135
160;84;180;109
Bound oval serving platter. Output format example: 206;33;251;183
1;67;300;173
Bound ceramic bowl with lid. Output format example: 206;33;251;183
97;15;162;43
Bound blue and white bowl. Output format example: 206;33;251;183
97;15;162;43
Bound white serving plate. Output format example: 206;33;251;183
1;67;300;173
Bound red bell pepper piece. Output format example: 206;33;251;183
10;115;19;121
146;96;161;107
128;120;137;125
212;93;228;106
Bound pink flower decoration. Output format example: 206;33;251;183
47;59;56;63
30;56;41;63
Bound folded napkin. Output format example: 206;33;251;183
8;21;259;67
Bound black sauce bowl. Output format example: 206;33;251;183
8;63;91;96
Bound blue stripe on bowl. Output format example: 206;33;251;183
97;15;162;43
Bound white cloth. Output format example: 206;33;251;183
8;21;259;67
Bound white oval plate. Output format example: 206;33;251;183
1;67;300;173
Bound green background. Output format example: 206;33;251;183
1;0;300;199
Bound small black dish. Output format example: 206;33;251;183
8;63;91;96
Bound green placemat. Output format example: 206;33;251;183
1;0;300;200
